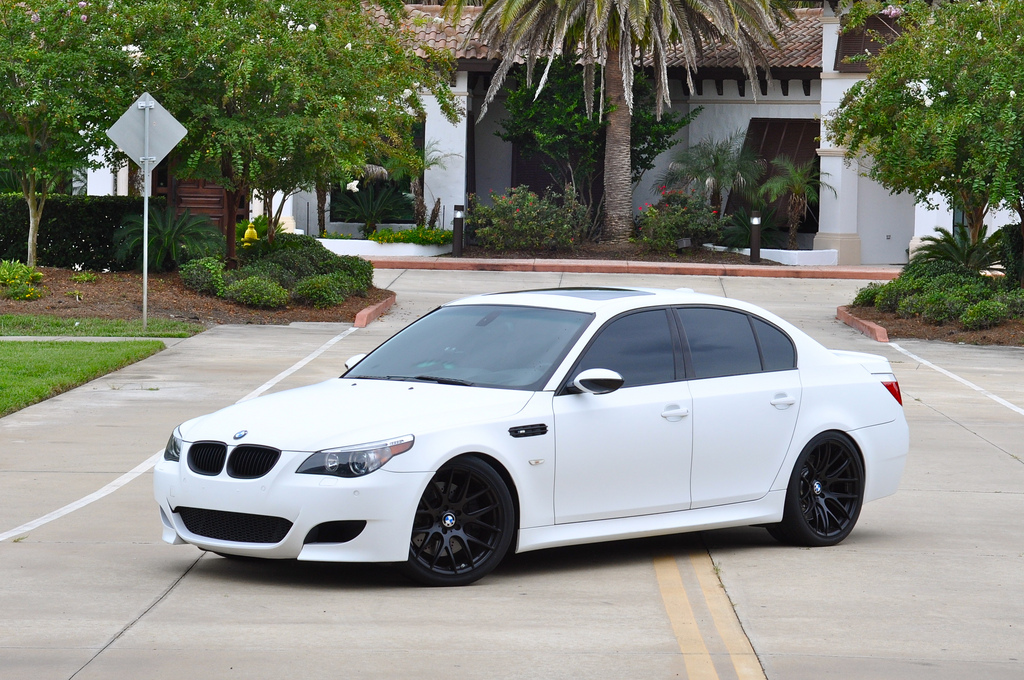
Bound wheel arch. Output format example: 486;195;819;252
449;452;522;552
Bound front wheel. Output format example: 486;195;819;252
400;457;515;586
767;432;864;547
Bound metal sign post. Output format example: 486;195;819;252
107;93;186;331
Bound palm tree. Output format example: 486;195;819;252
910;224;1002;274
760;155;835;250
658;129;765;217
444;0;782;243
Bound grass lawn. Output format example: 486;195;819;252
0;341;165;417
0;314;204;337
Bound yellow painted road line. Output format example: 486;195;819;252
653;555;719;680
690;551;767;680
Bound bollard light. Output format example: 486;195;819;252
750;210;761;264
452;204;465;257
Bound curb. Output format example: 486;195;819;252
836;305;889;342
354;292;397;328
365;256;901;281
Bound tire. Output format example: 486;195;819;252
400;456;515;587
766;432;864;547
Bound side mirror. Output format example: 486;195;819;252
344;353;367;371
573;368;624;395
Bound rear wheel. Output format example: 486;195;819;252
767;432;864;547
400;457;515;586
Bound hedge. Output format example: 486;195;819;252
0;194;167;270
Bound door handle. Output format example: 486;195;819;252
770;394;797;409
661;406;690;421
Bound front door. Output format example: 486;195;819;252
553;309;692;523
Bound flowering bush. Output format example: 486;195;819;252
473;186;588;252
368;226;453;246
0;259;45;300
635;190;720;252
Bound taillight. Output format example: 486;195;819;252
881;380;903;405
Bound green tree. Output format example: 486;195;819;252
760;155;834;250
658;129;765;218
134;0;458;263
0;1;133;266
445;0;782;244
498;59;697;234
827;0;1024;253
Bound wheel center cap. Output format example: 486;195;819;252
812;480;823;495
441;511;457;528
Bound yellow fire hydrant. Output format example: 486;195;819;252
242;221;259;247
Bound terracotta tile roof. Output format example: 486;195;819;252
676;8;823;70
399;5;495;61
399;4;822;71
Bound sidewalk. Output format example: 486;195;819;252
365;255;902;280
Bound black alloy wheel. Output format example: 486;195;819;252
400;456;515;586
767;432;864;547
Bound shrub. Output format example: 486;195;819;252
0;195;167;270
291;273;354;308
909;224;1002;274
874;276;925;312
179;257;227;297
994;289;1024;318
721;205;785;249
960;300;1009;330
334;255;373;293
851;282;883;307
1000;224;1023;288
0;259;45;300
919;290;972;324
474;186;588;252
229;260;296;290
115;208;223;271
369;226;453;246
901;258;976;281
225;276;289;309
635;189;720;252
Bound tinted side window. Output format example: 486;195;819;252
677;307;761;379
572;309;677;387
753;317;796;371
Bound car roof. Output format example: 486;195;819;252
444;287;738;315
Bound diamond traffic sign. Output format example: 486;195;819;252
106;92;186;169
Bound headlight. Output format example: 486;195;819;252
164;430;183;462
297;435;414;478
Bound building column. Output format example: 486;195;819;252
814;147;862;265
423;72;469;229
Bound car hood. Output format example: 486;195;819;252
177;378;536;452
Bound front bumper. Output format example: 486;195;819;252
153;451;430;563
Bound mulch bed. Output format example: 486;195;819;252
0;268;393;326
848;305;1024;346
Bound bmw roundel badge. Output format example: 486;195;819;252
233;430;248;440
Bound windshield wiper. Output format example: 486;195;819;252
413;375;474;386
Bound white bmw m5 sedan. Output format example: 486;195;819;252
154;287;909;586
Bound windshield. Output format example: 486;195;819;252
346;304;593;390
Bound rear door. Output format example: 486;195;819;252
676;307;801;508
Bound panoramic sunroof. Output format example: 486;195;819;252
513;288;653;300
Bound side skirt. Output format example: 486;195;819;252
516;491;786;554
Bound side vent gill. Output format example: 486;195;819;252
509;424;548;438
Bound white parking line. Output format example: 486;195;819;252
889;342;1024;417
0;327;359;543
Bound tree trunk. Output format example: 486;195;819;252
787;195;805;250
316;181;328;236
23;175;45;267
223;187;244;268
601;42;633;244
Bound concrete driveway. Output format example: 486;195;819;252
0;269;1021;679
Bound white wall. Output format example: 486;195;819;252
422;72;469;228
636;78;821;210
